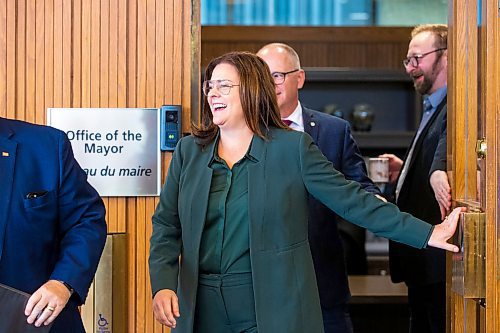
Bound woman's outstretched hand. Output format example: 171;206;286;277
427;207;466;252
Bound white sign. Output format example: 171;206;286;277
47;108;161;196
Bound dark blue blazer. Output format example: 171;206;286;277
302;107;380;308
0;118;107;332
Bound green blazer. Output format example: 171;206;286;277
149;128;432;333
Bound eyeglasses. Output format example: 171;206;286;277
402;48;447;68
271;69;300;85
202;80;240;96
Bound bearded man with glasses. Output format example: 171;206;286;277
380;24;450;333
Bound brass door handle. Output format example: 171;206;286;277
452;212;486;299
476;139;487;159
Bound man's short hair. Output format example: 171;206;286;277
258;43;301;69
411;24;447;49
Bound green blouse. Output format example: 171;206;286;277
198;141;257;274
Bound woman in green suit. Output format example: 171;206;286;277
149;51;463;333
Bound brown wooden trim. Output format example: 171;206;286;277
6;0;16;119
0;0;6;118
202;26;412;43
483;0;499;331
202;26;413;70
17;0;26;118
450;0;499;332
465;0;479;202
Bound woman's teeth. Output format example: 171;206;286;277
213;103;227;111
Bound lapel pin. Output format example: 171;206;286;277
310;121;316;127
2;152;9;157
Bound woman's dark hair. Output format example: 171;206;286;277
192;51;287;146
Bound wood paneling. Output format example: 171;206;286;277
482;0;499;332
449;0;499;332
0;1;199;332
202;26;413;69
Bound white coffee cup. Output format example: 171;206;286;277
368;157;389;183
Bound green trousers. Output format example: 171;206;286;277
194;273;257;333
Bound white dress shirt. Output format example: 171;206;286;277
282;102;305;132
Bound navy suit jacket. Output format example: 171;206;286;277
302;107;380;308
0;118;107;332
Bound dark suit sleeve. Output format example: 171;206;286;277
49;132;107;305
429;109;447;176
339;122;381;195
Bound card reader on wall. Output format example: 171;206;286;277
160;105;181;151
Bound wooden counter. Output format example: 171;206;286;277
348;275;408;304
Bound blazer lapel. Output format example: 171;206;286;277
406;97;447;168
247;135;267;251
189;143;215;255
302;108;320;143
0;127;17;260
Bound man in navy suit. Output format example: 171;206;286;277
258;43;382;333
0;117;107;332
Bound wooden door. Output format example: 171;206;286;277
448;0;499;332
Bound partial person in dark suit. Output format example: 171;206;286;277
257;42;382;333
380;24;451;333
148;51;463;333
0;117;107;332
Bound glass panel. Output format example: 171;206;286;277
201;0;447;26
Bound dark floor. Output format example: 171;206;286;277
350;302;409;333
348;273;409;333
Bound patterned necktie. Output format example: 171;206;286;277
395;97;433;201
417;97;433;135
282;119;293;126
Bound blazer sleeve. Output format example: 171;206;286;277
49;132;107;305
430;109;447;176
339;122;381;195
149;139;183;296
297;133;432;249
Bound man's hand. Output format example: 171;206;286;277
153;289;180;328
25;280;71;327
428;207;466;252
430;170;452;220
379;154;403;183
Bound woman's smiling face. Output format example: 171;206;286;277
206;63;246;130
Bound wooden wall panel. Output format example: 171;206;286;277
0;1;5;118
0;1;199;332
202;26;413;70
6;0;15;118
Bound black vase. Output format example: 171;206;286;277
351;103;374;131
323;103;344;119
